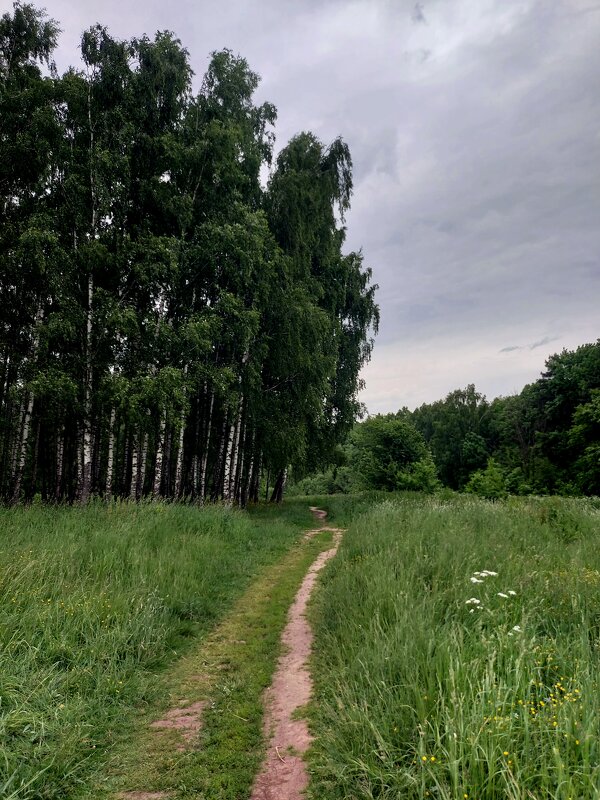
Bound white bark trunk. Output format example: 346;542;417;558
174;363;189;499
222;405;240;505
130;431;139;500
79;272;94;502
12;390;35;502
199;388;214;503
12;304;43;502
231;401;244;503
174;416;186;499
55;424;65;501
80;77;96;503
139;431;148;498
105;407;116;500
153;413;166;498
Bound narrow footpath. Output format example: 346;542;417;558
250;508;345;800
107;507;344;800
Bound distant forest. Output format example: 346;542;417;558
294;340;600;498
0;4;379;504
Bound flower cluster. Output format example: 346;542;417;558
465;570;519;625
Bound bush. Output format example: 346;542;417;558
465;458;507;499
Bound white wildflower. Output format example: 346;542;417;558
497;592;509;598
508;590;517;596
512;625;522;632
470;577;483;584
481;570;498;577
465;598;481;605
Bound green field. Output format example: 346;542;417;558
2;494;600;800
309;494;600;800
0;501;312;799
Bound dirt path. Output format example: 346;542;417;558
250;508;344;800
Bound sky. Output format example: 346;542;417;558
22;0;600;413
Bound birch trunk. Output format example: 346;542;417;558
153;412;166;498
105;407;116;500
79;79;97;504
233;416;246;505
78;271;94;503
12;391;35;503
199;387;214;504
12;304;44;502
212;416;228;502
10;398;26;488
173;364;189;499
174;417;186;499
55;423;65;501
222;413;238;505
139;431;148;498
129;431;139;500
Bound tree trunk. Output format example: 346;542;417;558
129;430;139;500
12;303;44;503
199;387;214;503
139;430;148;498
153;412;166;498
222;413;238;505
12;391;35;503
231;399;245;503
212;416;229;502
78;271;94;503
55;423;65;501
105;407;116;500
269;468;287;504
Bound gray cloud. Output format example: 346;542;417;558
43;0;600;410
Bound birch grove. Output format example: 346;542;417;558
0;4;379;504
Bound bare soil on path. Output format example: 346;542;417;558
250;507;344;800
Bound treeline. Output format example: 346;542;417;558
409;340;600;496
0;4;378;504
291;340;600;497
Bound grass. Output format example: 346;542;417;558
309;493;600;800
0;499;315;800
92;522;334;800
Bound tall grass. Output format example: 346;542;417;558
310;494;600;799
0;501;302;799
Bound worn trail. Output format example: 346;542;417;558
250;507;344;800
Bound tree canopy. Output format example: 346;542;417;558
0;3;379;504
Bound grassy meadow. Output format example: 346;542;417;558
0;501;307;799
309;494;600;800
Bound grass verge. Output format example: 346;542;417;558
308;493;600;799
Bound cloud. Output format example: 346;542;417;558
412;3;427;24
500;335;560;354
529;336;559;350
43;0;600;412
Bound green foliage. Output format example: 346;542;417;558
350;415;439;492
406;342;600;497
0;4;378;505
465;457;508;499
310;494;600;799
411;384;491;489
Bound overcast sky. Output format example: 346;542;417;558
27;0;600;412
